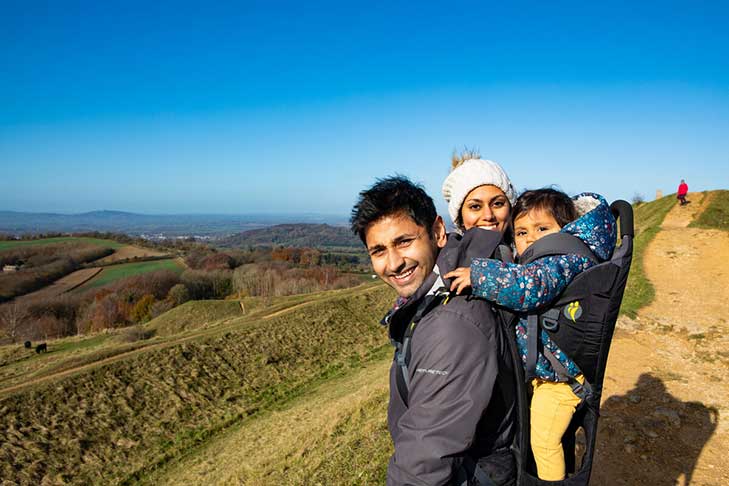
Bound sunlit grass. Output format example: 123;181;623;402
689;190;729;231
620;195;677;317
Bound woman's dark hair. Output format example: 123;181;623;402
350;176;437;244
512;188;577;227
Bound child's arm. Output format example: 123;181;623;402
467;254;594;312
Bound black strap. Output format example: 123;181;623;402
543;347;593;402
519;232;598;265
393;289;450;406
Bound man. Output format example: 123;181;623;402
351;176;516;486
677;179;689;206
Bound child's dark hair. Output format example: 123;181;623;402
512;188;577;227
350;176;437;244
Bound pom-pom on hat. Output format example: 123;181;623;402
442;158;516;230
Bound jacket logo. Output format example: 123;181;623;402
415;368;449;376
564;301;582;322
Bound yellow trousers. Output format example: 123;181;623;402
530;375;584;481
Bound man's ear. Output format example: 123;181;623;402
432;216;447;248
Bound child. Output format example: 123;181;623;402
445;188;616;481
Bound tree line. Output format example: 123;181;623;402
0;246;366;343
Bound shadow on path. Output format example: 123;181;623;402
592;373;718;485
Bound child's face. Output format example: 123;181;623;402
513;208;562;255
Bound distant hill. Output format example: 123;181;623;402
218;223;361;249
0;210;349;237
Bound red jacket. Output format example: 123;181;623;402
678;183;688;197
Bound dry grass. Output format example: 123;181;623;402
142;350;393;486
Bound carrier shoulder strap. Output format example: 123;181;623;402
519;232;598;265
393;288;450;406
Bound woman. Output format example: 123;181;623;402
441;150;517;238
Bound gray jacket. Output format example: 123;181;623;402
385;229;516;486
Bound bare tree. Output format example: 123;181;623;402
0;302;30;343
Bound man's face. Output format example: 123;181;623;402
364;212;447;298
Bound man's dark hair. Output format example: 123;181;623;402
350;176;437;244
512;188;577;228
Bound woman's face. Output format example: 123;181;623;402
460;185;511;233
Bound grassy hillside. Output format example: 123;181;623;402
0;236;125;250
689;190;729;230
142;352;393;486
620;195;677;317
146;300;243;336
0;284;395;485
75;258;184;290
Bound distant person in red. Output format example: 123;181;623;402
677;179;689;206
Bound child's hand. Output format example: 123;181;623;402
444;267;472;295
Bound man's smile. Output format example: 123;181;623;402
390;265;417;284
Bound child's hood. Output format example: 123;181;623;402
561;192;617;261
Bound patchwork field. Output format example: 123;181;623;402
75;259;184;291
14;267;103;302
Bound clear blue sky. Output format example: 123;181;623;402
2;0;728;218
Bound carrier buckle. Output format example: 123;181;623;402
541;308;561;331
542;316;559;331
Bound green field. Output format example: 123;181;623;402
76;259;184;290
0;236;125;251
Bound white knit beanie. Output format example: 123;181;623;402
441;158;516;230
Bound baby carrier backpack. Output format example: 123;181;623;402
503;200;634;486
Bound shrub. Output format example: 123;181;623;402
119;325;155;343
167;283;190;306
130;294;156;323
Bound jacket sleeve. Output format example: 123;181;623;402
470;254;594;312
386;309;498;486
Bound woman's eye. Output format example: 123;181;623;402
469;204;481;211
492;200;505;208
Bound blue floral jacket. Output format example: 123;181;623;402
470;193;617;382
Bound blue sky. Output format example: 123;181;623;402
2;0;728;219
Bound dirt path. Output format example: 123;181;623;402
594;193;729;486
640;192;729;335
